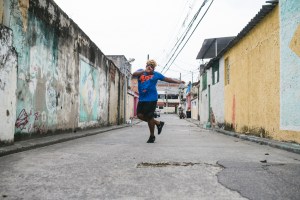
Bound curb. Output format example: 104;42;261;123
215;129;300;154
0;123;134;157
185;118;300;155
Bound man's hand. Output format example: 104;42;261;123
132;69;145;77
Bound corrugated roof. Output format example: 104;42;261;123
205;0;279;68
196;37;235;59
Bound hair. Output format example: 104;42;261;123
146;59;157;67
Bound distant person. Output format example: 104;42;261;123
133;59;185;143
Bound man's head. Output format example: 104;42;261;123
146;59;157;69
145;59;157;74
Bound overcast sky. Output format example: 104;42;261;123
54;0;267;82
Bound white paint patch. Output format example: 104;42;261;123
46;81;56;114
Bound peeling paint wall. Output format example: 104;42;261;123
0;26;18;143
280;0;300;131
224;5;300;143
0;0;124;143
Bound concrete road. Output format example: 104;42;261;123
0;114;300;200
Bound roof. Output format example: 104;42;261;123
205;1;279;68
196;37;235;59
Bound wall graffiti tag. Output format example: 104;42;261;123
15;109;46;133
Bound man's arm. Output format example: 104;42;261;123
163;77;185;84
132;69;145;77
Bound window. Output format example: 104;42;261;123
158;94;165;99
225;57;230;85
212;62;219;85
202;72;207;91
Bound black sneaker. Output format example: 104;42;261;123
157;121;165;135
147;136;155;143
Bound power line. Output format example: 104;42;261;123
162;0;215;74
163;0;214;74
161;0;209;73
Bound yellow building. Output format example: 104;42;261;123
222;2;300;143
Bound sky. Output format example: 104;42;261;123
54;0;267;82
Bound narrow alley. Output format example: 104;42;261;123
1;114;299;200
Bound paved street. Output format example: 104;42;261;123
0;114;300;200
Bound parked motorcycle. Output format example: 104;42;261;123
179;109;186;119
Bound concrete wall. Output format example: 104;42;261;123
0;0;125;144
280;0;300;131
223;5;300;143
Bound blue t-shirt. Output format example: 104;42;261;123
135;69;165;102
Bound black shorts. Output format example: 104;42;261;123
137;101;157;119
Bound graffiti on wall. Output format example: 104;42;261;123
13;13;58;133
15;109;46;133
280;0;300;131
79;59;99;122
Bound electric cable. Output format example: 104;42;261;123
162;0;215;74
161;1;208;73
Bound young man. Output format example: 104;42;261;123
132;59;185;143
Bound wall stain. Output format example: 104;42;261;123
18;0;29;32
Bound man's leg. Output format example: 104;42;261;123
148;118;156;137
139;113;164;135
137;113;147;122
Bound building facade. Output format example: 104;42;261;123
157;81;181;114
199;1;300;143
